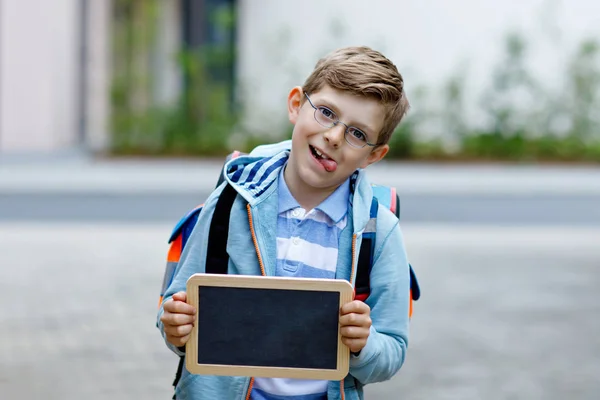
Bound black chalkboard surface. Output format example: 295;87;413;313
185;274;353;380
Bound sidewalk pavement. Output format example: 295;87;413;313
1;155;600;195
2;223;599;399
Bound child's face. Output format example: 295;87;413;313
286;85;389;195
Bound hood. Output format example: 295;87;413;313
224;145;289;206
224;140;373;232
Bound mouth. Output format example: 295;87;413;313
310;145;333;160
309;145;337;172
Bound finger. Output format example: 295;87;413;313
167;333;191;347
161;312;195;326
164;299;196;315
340;300;370;315
339;313;372;328
340;326;370;339
172;291;187;302
165;323;193;338
341;337;367;353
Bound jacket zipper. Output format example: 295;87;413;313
244;204;267;399
245;378;255;400
350;233;357;285
247;204;266;276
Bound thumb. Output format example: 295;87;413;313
172;291;187;302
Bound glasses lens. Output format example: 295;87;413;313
345;129;367;148
315;107;336;128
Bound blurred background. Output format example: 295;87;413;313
0;0;599;399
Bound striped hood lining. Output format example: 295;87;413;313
225;150;289;204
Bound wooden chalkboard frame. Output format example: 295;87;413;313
185;273;353;380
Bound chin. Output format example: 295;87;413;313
304;167;347;191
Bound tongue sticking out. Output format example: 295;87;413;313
319;157;337;172
311;145;338;172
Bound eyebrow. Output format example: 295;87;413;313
317;98;376;137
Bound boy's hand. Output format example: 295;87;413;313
160;291;197;347
339;300;372;354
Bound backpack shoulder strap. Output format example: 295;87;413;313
354;196;379;302
205;183;238;274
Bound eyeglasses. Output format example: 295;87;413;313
304;93;378;149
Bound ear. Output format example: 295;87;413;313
360;144;389;169
287;86;303;125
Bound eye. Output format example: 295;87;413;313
348;127;367;141
318;107;336;120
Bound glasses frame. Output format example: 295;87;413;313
304;93;378;149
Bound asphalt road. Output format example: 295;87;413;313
1;192;600;225
0;223;598;399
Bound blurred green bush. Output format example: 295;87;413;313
109;3;600;162
110;0;239;157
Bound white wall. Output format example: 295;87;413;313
84;0;111;154
236;0;600;136
0;0;80;153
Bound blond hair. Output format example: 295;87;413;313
302;46;409;145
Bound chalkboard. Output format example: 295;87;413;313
185;274;353;380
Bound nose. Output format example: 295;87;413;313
323;123;345;148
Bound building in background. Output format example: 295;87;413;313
0;0;597;156
0;0;87;155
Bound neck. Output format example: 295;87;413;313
283;166;337;211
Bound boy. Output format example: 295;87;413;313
158;46;411;400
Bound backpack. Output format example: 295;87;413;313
158;150;421;395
